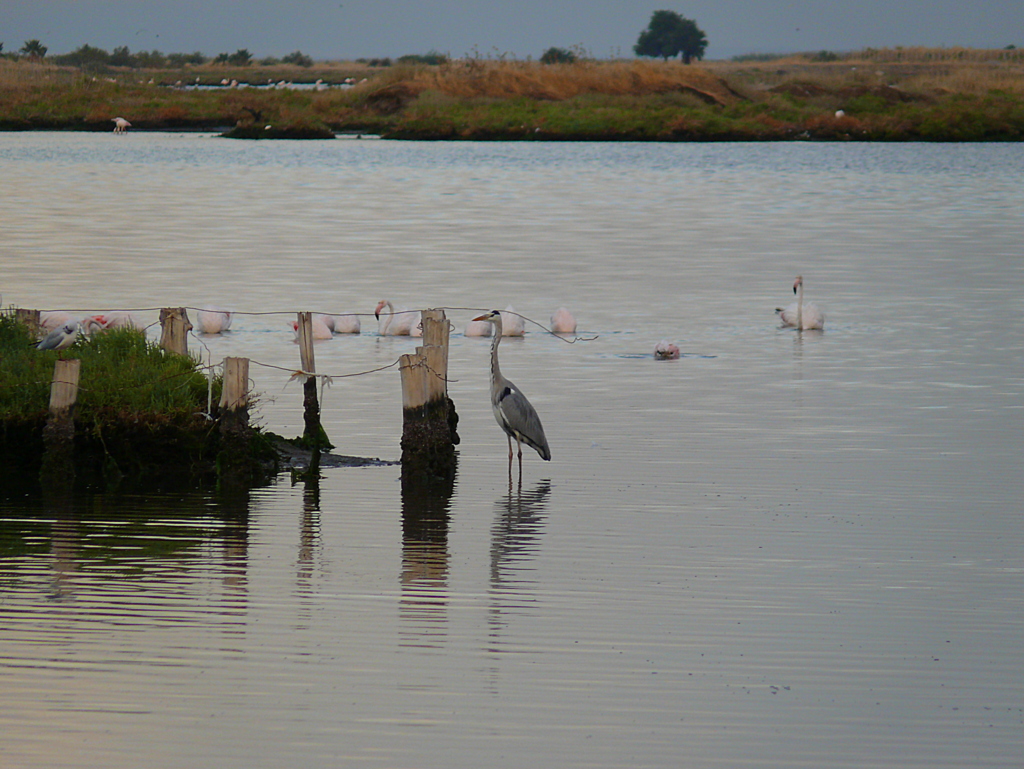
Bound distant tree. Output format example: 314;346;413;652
167;51;207;67
540;46;576;64
109;45;133;67
282;50;314;67
227;48;253;66
53;44;111;70
20;39;48;60
634;10;707;64
214;52;231;65
396;50;448;65
133;49;167;68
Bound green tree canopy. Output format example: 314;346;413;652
634;10;708;64
20;39;48;60
540;47;576;64
227;48;253;66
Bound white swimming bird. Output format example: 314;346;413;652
40;311;77;332
196;308;233;334
465;316;493;337
654;340;681;360
85;311;142;330
500;305;525;337
776;275;825;330
374;300;419;336
330;314;361;334
473;310;551;473
550;307;577;334
291;316;334;340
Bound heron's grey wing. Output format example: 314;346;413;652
497;385;551;461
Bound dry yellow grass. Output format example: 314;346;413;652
367;59;744;105
706;48;1024;97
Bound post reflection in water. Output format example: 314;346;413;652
2;483;254;624
488;478;551;648
43;483;78;602
218;483;252;602
297;478;321;585
399;460;457;647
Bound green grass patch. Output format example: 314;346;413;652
0;315;268;487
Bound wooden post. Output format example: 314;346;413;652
220;357;249;412
49;359;81;413
296;312;327;470
159;307;192;355
400;352;429;411
41;358;81;489
399;310;458;480
218;357;254;484
15;308;42;337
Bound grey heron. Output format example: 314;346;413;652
776;275;825;330
473;310;551;472
36;322;80;351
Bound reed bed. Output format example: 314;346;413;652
0;51;1022;140
366;59;742;104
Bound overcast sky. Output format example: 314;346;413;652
4;1;1021;61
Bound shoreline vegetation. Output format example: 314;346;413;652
1;48;1022;141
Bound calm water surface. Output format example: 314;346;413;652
1;134;1022;768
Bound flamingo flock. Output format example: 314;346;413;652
28;276;825;365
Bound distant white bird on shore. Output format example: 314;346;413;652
500;305;525;337
196;308;233;334
654;340;680;360
550;307;577;334
112;117;131;133
776;275;825;330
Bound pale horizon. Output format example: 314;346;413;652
4;1;1020;62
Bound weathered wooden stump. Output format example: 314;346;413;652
159;307;193;355
295;311;332;474
218;356;252;483
400;310;459;481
